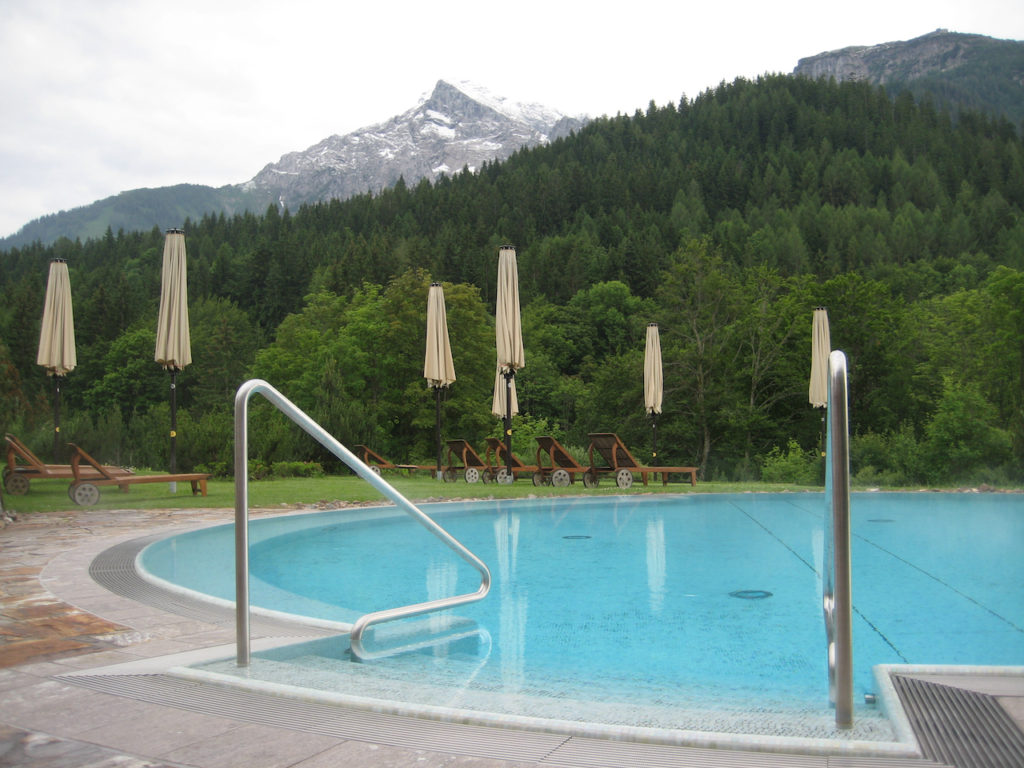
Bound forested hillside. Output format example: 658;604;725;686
2;75;1022;485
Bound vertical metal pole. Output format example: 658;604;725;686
169;369;178;493
53;377;61;461
651;414;658;465
828;350;853;729
504;371;514;477
234;384;251;666
435;387;443;480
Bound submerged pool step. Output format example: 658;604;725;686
893;675;1024;768
89;532;330;638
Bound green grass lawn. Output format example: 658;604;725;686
2;470;826;515
6;469;1017;517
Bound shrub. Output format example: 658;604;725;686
269;460;325;478
759;438;819;485
195;460;231;478
921;378;1012;484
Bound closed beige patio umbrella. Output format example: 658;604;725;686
37;258;77;459
810;307;831;459
491;367;519;418
494;245;525;480
644;322;663;463
155;229;191;486
424;282;456;478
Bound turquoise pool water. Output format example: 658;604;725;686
140;492;1024;739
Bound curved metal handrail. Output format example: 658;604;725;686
234;379;490;665
823;350;853;729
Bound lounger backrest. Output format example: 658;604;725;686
68;443;120;482
354;445;393;468
446;439;487;467
5;434;45;470
535;436;583;469
589;433;641;469
485;437;527;469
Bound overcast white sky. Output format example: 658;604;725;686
1;0;1022;239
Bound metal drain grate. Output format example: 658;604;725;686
893;675;1024;768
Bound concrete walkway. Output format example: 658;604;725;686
1;502;1021;768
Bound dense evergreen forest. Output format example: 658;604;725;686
1;75;1022;486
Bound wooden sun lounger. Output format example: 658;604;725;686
443;439;491;483
353;445;435;476
3;433;133;495
534;435;599;487
67;442;209;506
587;432;698;489
484;437;539;484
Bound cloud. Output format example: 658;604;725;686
1;0;1022;238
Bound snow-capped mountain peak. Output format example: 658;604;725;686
241;80;588;210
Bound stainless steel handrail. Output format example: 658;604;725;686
823;350;853;729
234;379;491;665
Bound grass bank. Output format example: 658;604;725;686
3;472;825;515
6;472;1018;517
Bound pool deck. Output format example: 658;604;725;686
1;502;1022;768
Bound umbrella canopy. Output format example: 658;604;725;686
155;229;191;486
494;245;524;478
424;282;455;478
491;366;519;417
37;258;77;459
809;307;831;408
424;283;456;388
155;229;192;370
644;322;663;415
37;258;77;376
495;246;525;375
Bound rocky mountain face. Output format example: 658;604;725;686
1;81;585;248
793;28;1024;139
794;29;1006;82
242;80;585;211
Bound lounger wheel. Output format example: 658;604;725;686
615;468;634;489
532;471;546;486
70;482;100;506
443;469;457;482
481;469;494;483
369;465;382;476
496;468;514;484
464;467;480;483
4;473;29;495
583;470;600;488
550;468;571;487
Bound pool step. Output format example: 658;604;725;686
90;532;330;638
893;674;1024;768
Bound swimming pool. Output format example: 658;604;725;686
139;492;1024;743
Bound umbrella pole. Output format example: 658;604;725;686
53;376;61;461
819;405;827;483
170;369;178;493
651;413;658;466
435;386;443;480
504;370;514;477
